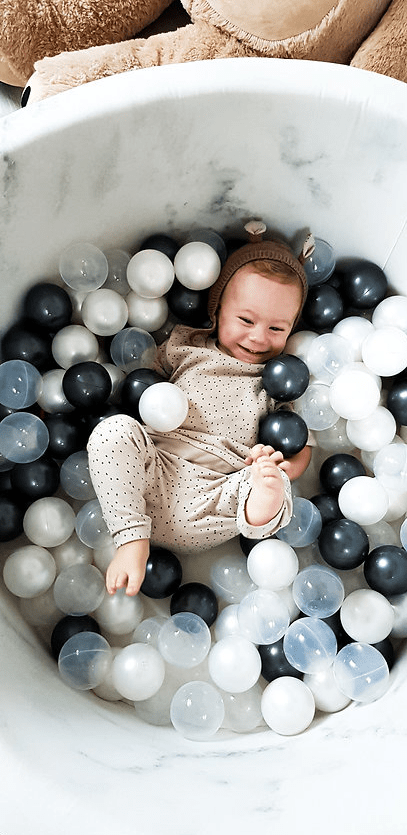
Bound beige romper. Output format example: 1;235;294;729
87;325;293;555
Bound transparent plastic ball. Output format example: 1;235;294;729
303;238;335;286
261;677;315;735
389;591;407;638
373;443;407;493
138;382;188;432
332;316;375;361
340;589;394;643
157;612;211;668
0;412;49;463
36;369;74;413
221;684;264;733
372;295;407;332
126;292;168;332
3;545;56;598
52;533;93;572
185;228;227;264
112;643;166;701
174;241;221;290
214;604;241;641
292;564;345;618
19;587;61;628
60;451;96;500
314;418;355;452
285;330;317;363
246;539;299;591
23;497;76;547
333;642;390;702
92;646;122;702
208;635;261;693
276;497;322;548
110;327;157;372
80;288;128;336
75;499;111;548
346;406;396;453
133;616;167;647
0;360;42;409
127;249;175;298
303;666;352;713
58;631;112;690
329;363;381;421
210;553;256;603
102;363;126;401
51;325;99;369
103;249;131;296
362;326;407;377
294;383;339;431
59;242;108;292
94;587;144;635
283;617;337;674
53;563;106;616
237;589;290;645
170;680;225;740
338;476;388;526
306;333;354;384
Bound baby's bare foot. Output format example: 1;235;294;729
106;539;150;596
245;453;285;527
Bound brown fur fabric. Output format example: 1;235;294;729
351;0;407;83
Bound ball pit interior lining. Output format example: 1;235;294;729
2;59;407;835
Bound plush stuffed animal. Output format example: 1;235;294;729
0;0;405;105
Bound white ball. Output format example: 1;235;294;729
36;369;74;413
208;636;261;693
174;241;221;290
329;364;381;420
52;325;99;369
3;545;56;598
390;591;407;638
23;497;76;547
340;589;395;643
138;382;188;432
261;677;315;735
112;643;165;701
372;295;407;333
94;588;145;635
247;539;299;590
126;291;168;332
81;288;128;336
126;249;175;298
214;604;241;641
285;330;317;363
52;533;93;572
332;316;374;361
362;326;407;376
338;476;388;526
346;406;396;452
303;667;352;713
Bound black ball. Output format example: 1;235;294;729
22;282;73;332
318;518;369;570
44;412;87;459
258;410;308;458
84;405;124;435
319;453;365;496
0;494;24;540
323;612;351;650
139;233;179;262
239;534;265;556
141;546;183;599
170;582;218;627
364;545;407;597
310;493;342;526
259;638;303;683
167;280;209;327
10;455;60;501
335;258;388;309
1;320;53;371
387;381;407;426
302;284;344;332
262;355;310;402
62;362;112;410
119;368;166;418
50;615;101;661
372;637;395;670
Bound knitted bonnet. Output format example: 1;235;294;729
207;221;314;332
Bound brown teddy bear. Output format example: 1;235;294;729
0;0;405;105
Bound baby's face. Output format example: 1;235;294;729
216;266;302;364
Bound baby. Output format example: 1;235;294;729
87;229;313;596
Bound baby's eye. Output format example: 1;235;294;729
239;317;253;324
269;326;284;332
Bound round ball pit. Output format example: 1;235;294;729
1;59;407;835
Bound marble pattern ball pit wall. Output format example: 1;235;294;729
2;60;407;835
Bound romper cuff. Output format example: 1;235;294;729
236;468;293;540
112;521;152;548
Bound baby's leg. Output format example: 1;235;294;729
245;448;286;527
105;539;150;596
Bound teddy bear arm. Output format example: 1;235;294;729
28;20;255;102
351;0;407;84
